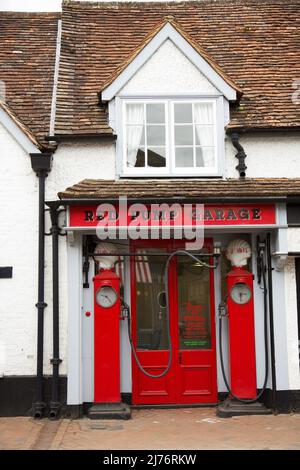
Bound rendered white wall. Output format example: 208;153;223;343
120;39;218;95
46;140;116;201
0;122;38;375
0;131;116;377
284;258;300;390
225;132;300;178
288;228;300;253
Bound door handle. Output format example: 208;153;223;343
179;352;182;364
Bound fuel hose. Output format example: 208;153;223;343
127;250;216;378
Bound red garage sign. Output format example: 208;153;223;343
69;203;276;228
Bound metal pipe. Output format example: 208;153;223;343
33;173;47;418
49;206;62;419
266;233;277;413
89;252;220;257
30;153;53;419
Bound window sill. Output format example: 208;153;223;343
118;173;224;179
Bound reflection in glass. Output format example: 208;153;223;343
175;147;193;167
174;103;193;123
177;255;211;350
135;253;169;350
146;103;165;124
174;125;193;145
147;125;165;146
148;147;166;167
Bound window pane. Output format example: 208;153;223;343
196;147;215;167
194;103;213;124
146;103;165;124
195;125;214;146
147;125;165;146
126;103;144;124
174;125;193;145
134;148;146;167
148;147;166;167
175;147;193;167
174;103;193;123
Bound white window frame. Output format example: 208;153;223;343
116;96;225;178
170;99;218;176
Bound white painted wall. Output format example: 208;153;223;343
288;228;300;253
225;132;300;178
46;140;116;201
0;130;116;377
120;39;218;95
284;258;300;390
0;122;38;375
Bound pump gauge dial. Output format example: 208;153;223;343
96;286;118;308
230;283;251;305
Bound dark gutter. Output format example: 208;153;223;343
226;126;300;134
30;152;53;419
45;134;117;142
46;196;287;207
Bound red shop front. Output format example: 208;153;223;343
67;202;276;409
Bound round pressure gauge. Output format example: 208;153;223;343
96;286;118;308
230;283;251;305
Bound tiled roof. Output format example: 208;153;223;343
58;178;300;200
100;18;243;98
0;12;60;147
1;1;300;143
55;0;300;136
0;99;42;149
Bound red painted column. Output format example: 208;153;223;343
94;270;121;403
227;267;257;399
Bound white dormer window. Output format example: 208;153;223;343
101;22;240;178
121;98;222;177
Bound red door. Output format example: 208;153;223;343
131;239;217;405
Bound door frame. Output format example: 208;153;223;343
130;238;218;405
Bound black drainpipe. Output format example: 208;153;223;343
266;232;277;413
30;153;53;419
49;204;63;419
231;132;247;178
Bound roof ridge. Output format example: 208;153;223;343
63;0;300;9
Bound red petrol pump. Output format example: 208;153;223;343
93;269;121;403
217;239;271;417
88;244;131;419
227;266;257;399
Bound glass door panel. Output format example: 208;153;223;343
135;252;168;350
177;254;211;350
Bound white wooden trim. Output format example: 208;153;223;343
0;107;41;154
66;233;83;405
49;19;62;137
102;23;237;102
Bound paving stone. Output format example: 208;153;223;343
0;409;300;450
